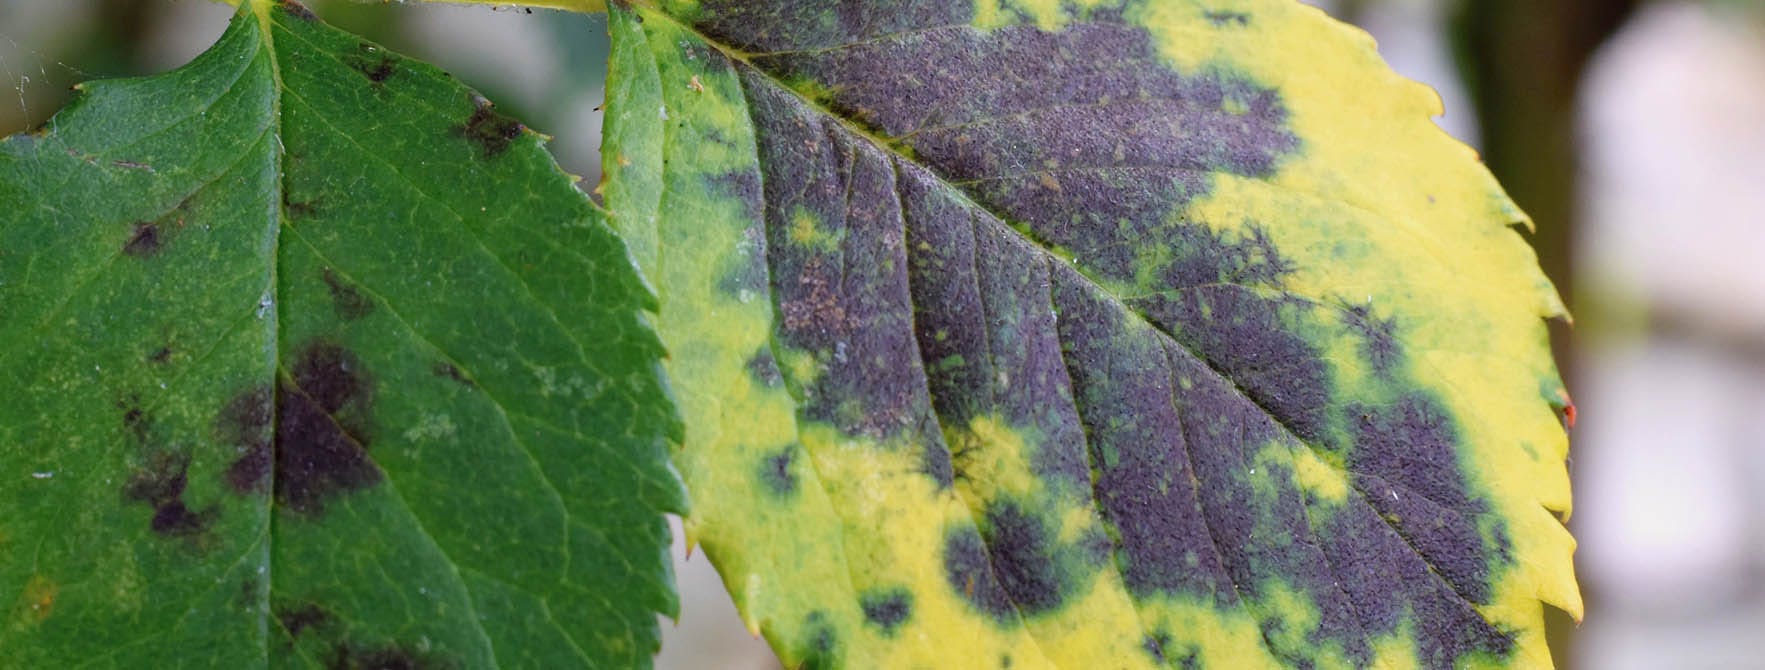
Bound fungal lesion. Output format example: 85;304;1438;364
455;94;525;159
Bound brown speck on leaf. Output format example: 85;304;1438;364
688;75;706;93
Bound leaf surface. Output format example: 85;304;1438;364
600;1;1578;668
0;2;683;667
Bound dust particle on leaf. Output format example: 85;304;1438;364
123;223;161;257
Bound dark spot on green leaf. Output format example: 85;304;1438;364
275;601;333;639
325;641;453;670
431;362;475;388
220;385;273;494
122;449;217;538
118;394;149;444
123;223;160;257
859;587;912;634
348;44;397;84
279;0;317;22
274;340;382;516
283;192;322;220
322;268;375;321
759;446;796;496
147;345;173;364
456;95;523;159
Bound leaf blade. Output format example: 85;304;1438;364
0;3;682;667
608;2;1576;668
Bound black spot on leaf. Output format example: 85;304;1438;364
123;223;161;257
1143;631;1171;663
348;44;397;84
221;342;382;516
456;95;523;158
147;345;173;364
275;341;382;516
325;642;453;670
220;386;273;494
275;601;333;639
800;611;840;669
122;449;217;539
283;192;322;219
759;446;796;496
859;587;912;634
322;268;375;321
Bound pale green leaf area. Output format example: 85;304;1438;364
0;2;682;667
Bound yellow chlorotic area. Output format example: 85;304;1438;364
1124;1;1577;667
605;10;864;662
946;416;1159;669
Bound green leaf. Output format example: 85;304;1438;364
0;2;683;667
601;1;1577;669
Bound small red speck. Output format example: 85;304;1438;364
1556;388;1577;429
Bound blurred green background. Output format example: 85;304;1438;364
4;1;1762;668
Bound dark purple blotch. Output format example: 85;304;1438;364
122;449;218;539
220;340;382;517
859;587;913;635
